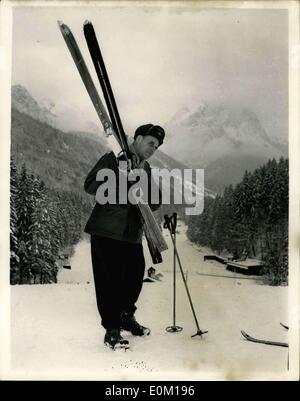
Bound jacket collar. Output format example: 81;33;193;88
129;143;145;169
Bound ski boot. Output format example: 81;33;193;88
104;328;130;350
120;312;151;336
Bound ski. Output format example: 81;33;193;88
57;21;115;138
280;322;289;330
83;21;129;158
58;20;168;264
241;330;288;348
82;21;168;262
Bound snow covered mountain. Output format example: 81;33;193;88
11;85;216;199
11;84;103;134
12;85;286;193
11;85;58;128
164;103;287;168
163;103;288;192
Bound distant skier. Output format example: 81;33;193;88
147;266;163;281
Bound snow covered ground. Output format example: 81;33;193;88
8;225;291;381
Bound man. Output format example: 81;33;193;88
84;124;165;350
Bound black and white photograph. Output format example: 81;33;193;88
0;0;299;382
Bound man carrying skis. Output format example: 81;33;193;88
84;124;165;350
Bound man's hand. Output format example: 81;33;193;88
118;155;139;172
130;154;140;169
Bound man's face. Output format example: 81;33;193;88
134;135;160;160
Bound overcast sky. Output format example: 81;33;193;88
12;4;288;140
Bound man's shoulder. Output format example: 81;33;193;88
103;150;116;159
100;151;118;165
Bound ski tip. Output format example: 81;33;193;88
57;20;70;35
57;20;66;30
84;20;92;27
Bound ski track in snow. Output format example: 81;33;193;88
9;226;289;380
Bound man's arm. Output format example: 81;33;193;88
84;151;115;195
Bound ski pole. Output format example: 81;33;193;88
165;213;182;333
164;215;208;337
172;213;177;326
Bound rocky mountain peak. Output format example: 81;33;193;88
12;85;57;128
163;102;287;168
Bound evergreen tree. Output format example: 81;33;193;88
16;165;36;283
221;185;236;252
268;157;288;225
47;190;64;266
11;161;94;285
187;196;214;246
10;159;20;284
187;157;288;285
210;196;225;254
29;179;59;284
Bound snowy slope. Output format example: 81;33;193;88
8;226;290;381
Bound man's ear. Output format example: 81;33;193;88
135;135;143;144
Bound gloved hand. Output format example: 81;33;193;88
117;153;140;171
129;154;140;170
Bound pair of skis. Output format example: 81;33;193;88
58;21;168;264
241;323;289;348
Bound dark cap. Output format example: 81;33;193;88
134;124;165;146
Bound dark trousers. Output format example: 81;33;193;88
90;235;145;329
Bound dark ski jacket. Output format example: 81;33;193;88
84;151;161;244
